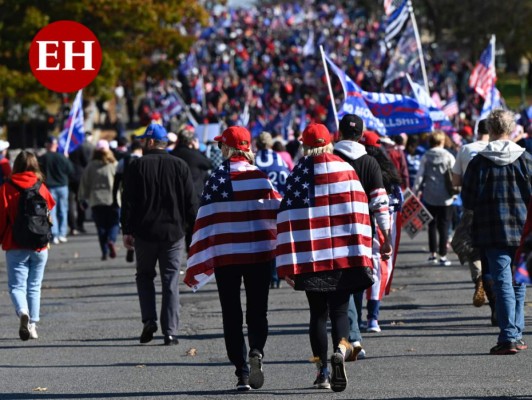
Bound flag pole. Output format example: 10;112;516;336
408;1;429;94
63;89;82;156
319;45;339;130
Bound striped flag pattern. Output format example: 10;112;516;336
442;95;459;118
276;153;373;278
469;38;497;98
184;157;282;291
384;0;409;44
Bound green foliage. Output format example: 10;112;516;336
0;0;207;114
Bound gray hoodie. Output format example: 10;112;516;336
413;147;456;206
478;139;525;165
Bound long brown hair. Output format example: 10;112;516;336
12;150;44;181
92;148;116;164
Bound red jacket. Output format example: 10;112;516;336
0;171;55;251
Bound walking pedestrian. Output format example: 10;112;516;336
0;151;55;340
333;115;392;353
276;123;373;392
413;130;456;266
78;140;120;261
185;126;282;391
121;123;198;346
451;119;492;314
462;109;531;355
38;136;74;244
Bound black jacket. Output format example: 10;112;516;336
38;151;74;188
171;146;212;197
121;149;198;242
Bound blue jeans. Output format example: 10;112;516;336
49;185;69;238
91;205;120;257
348;294;362;342
483;247;526;343
6;249;48;322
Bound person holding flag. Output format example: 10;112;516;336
276;123;374;392
184;126;282;392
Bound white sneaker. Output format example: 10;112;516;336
358;348;366;359
29;323;38;339
53;237;60;245
58;236;68;243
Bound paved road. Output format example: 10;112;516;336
0;225;531;399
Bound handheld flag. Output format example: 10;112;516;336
384;0;409;44
58;90;84;154
469;36;497;98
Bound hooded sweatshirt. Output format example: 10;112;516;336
334;140;390;231
0;171;55;251
413;147;456;206
462;140;532;248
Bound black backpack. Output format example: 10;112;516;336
9;180;52;248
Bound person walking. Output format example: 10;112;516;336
0;139;12;185
413;130;456;266
276;123;373;392
78;140;119;261
451;119;492;313
0;151;55;340
121;123;198;346
38;136;74;244
255;131;290;288
185;126;282;392
333;115;392;353
462;109;531;355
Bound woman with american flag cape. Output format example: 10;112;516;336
276;123;374;392
184;126;282;392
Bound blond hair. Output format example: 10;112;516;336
222;144;255;164
302;142;333;156
487;109;515;138
429;130;446;148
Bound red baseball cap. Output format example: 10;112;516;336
214;126;251;151
301;123;331;147
359;130;381;147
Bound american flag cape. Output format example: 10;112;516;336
365;184;403;300
276;153;373;278
469;37;496;99
184;157;282;291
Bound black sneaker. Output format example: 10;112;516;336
330;352;347;392
139;321;158;344
490;342;517;355
19;313;30;341
248;350;264;389
236;376;251;391
313;371;331;389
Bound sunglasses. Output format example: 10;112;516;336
217;141;223;149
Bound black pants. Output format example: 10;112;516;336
135;237;185;336
306;290;351;366
425;204;452;256
214;262;271;378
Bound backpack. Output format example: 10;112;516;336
9;180;52;248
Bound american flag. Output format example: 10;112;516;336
469;37;497;98
58;89;85;154
442;95;459;118
184;157;282;291
384;0;410;44
276;153;373;278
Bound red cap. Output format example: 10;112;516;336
359;130;381;147
301;123;331;147
214;126;251;151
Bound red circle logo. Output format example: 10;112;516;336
29;20;102;93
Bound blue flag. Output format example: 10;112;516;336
480;84;504;120
325;54;432;135
324;54;386;135
58;90;84;154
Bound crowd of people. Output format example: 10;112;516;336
0;107;530;392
